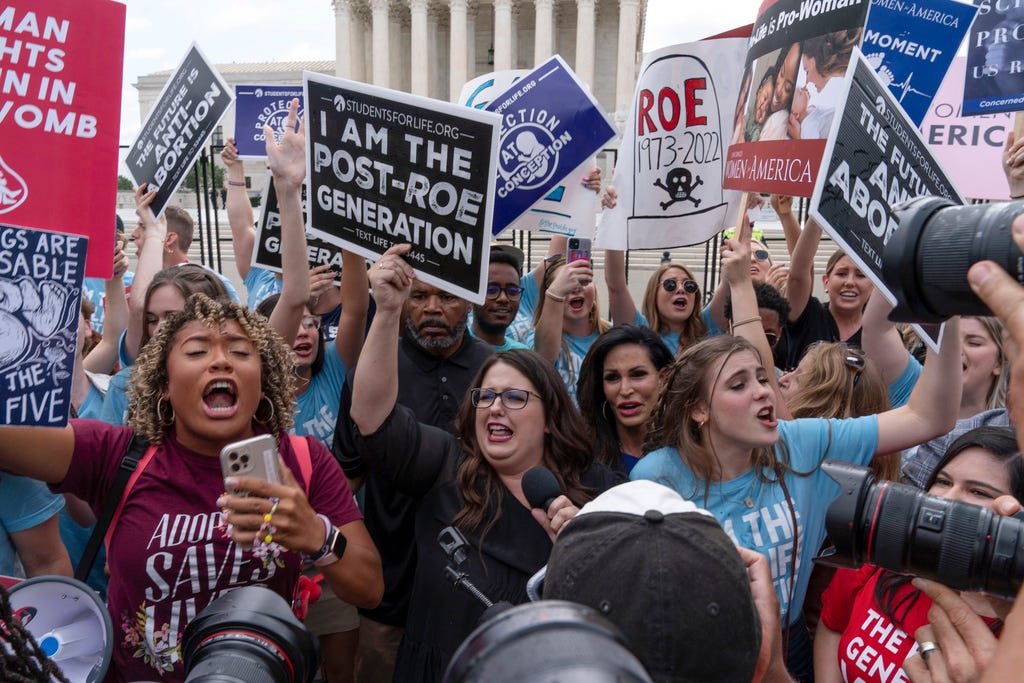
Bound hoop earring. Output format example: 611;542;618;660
602;400;614;423
157;397;175;426
255;396;276;425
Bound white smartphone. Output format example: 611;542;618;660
220;434;282;496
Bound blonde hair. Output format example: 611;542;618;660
640;263;707;354
970;316;1009;411
127;294;296;444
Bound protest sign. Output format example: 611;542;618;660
598;37;746;250
964;0;1024;116
0;225;85;426
862;0;977;126
724;0;870;197
304;72;500;304
0;0;125;278
252;171;345;274
125;43;234;220
233;85;305;159
922;55;1011;200
487;55;617;236
810;49;961;350
461;70;600;237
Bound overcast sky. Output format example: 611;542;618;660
117;0;763;144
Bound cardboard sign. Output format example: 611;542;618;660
863;0;977;126
724;0;870;196
964;0;1024;116
0;1;125;278
304;72;500;304
921;56;1012;200
597;38;747;250
125;43;234;219
810;49;962;351
487;55;617;236
252;171;345;273
233;84;305;159
0;225;85;426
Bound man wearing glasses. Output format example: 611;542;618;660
470;245;530;351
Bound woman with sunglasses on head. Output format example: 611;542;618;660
630;229;961;679
815;426;1022;683
576;324;674;475
349;243;619;682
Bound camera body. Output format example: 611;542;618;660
818;460;1024;600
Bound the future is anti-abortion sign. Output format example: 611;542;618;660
0;1;125;278
126;43;233;219
304;73;500;304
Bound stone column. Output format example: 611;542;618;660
351;3;369;82
534;0;554;65
615;0;640;119
510;2;519;67
575;0;595;88
493;0;513;71
449;0;469;102
333;0;353;78
467;2;477;79
409;0;429;95
370;0;390;87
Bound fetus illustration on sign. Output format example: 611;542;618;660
0;278;76;372
0;155;27;215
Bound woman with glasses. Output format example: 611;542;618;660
349;244;620;682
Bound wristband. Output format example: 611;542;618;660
310;513;347;567
545;290;566;303
731;316;762;330
227;180;246;187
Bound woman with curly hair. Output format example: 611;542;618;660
349;244;620;682
0;294;383;683
576;324;674;475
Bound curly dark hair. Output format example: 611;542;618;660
127;294;296;444
577;325;673;469
452;349;596;538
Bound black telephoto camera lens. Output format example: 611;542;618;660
817;460;1024;600
182;585;320;683
883;197;1024;323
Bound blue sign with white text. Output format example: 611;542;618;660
487;55;616;236
233;84;305;158
863;0;977;126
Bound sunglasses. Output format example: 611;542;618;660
765;331;779;348
841;346;866;386
300;315;322;330
661;279;699;294
471;388;541;410
485;284;523;300
753;249;770;262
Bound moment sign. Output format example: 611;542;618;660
304;72;500;304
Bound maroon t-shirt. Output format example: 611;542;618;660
57;419;361;682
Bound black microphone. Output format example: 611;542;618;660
522;466;561;511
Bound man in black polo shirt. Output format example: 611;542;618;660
334;276;492;682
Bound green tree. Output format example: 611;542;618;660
117;174;134;191
181;160;225;191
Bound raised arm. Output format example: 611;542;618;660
221;138;256;280
600;186;638;324
532;260;593;363
124;184;165;363
861;288;912;385
771;194;802;256
264;99;309;347
83;236;130;374
350;244;415;436
875;318;960;455
334;250;370;368
784;216;822;322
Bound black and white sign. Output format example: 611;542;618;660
810;49;962;351
125;43;233;219
304;73;500;304
252;171;345;274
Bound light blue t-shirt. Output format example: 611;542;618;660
1;474;65;577
244;266;282;309
702;303;723;337
525;327;600;402
290;342;347;449
631;415;879;625
467;326;529;351
507;270;539;343
636;312;681;355
81;272;135;335
98;365;132;426
888;354;922;410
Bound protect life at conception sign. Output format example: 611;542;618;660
810;49;961;351
125;43;233;220
963;0;1024;116
233;84;305;159
304;72;500;304
724;0;870;197
0;1;125;279
0;225;85;427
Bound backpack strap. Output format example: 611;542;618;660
288;434;312;496
74;434;153;582
103;444;159;552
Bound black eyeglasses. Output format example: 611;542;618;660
471;388;540;410
485;284;523;300
765;331;779;348
661;279;699;294
753;249;771;262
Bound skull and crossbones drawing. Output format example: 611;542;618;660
654;167;703;210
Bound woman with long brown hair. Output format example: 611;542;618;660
349;244;619;682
